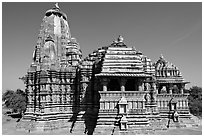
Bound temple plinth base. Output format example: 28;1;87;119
16;119;73;132
16;112;84;133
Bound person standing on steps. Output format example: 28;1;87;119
173;110;179;122
167;97;174;128
111;114;122;135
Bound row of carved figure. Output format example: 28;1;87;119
27;93;72;104
139;82;157;91
28;77;75;84
27;84;72;92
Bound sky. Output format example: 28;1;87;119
2;2;202;92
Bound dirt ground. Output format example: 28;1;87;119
154;126;202;135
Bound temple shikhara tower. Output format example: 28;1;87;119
18;3;195;134
22;3;82;124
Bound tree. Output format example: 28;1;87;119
2;89;27;114
2;90;15;108
188;86;202;117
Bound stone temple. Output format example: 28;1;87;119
18;3;195;134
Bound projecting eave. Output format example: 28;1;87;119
156;80;190;84
95;72;152;77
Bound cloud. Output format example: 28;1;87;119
169;21;201;46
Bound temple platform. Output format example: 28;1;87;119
16;113;199;134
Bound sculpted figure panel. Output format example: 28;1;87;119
82;83;88;91
61;85;65;91
141;83;145;91
145;83;151;91
145;93;151;103
152;83;156;90
46;84;50;90
161;86;167;93
43;41;57;62
66;85;71;91
28;86;32;93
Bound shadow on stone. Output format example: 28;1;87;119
82;83;100;135
83;106;99;135
68;108;80;133
68;64;101;135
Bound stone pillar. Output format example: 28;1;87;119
142;100;145;109
156;83;159;94
180;84;185;94
102;78;109;91
103;84;107;92
138;79;143;91
186;100;189;107
181;100;184;109
169;83;173;94
120;78;127;92
183;100;186;108
135;79;138;91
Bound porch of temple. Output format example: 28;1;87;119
154;55;190;118
91;36;158;125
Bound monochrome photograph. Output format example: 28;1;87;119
2;2;202;135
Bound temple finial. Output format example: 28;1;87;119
117;35;124;43
55;3;60;9
160;54;164;59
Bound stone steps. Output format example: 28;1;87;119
158;113;191;118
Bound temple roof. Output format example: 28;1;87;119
98;36;154;75
154;55;189;84
29;2;83;71
82;36;155;77
155;55;178;70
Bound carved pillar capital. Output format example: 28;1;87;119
152;83;157;90
180;83;185;94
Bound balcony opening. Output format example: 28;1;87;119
107;79;120;91
125;79;136;91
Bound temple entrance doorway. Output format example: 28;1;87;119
107;78;120;91
125;79;136;91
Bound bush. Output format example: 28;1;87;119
2;89;27;114
188;86;202;117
